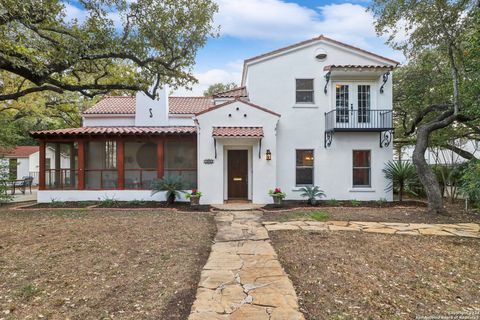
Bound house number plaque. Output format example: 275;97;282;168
203;159;214;164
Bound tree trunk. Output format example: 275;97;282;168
399;184;404;202
413;126;447;214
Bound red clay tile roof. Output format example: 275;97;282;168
31;126;196;137
213;86;248;98
83;96;213;115
196;99;280;117
212;127;264;138
0;146;39;157
324;65;394;71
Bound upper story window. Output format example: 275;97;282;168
296;79;314;103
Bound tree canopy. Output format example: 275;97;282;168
369;0;479;213
203;82;238;97
0;0;219;101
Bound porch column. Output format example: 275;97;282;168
78;140;85;190
39;141;46;190
117;139;124;189
157;137;165;179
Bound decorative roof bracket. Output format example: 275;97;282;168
324;71;331;94
380;71;390;94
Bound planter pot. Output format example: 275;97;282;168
190;196;200;206
272;196;283;206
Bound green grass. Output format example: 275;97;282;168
18;283;39;300
308;211;330;221
325;199;340;206
350;199;362;207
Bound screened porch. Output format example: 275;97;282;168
33;128;197;191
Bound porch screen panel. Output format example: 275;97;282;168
164;140;197;189
124;142;157;189
45;143;78;189
85;141;117;189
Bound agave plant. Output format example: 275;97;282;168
382;160;418;202
299;186;326;205
151;177;185;205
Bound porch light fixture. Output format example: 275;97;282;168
266;149;272;161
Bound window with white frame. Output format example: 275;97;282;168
295;79;314;103
296;149;314;185
352;150;371;187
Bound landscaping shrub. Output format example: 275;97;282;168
0;160;12;204
459;160;480;209
151;177;185;204
299;186;326;205
383;160;419;201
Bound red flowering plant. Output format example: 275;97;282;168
186;188;202;199
268;187;286;199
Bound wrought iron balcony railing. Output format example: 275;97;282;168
324;109;394;148
325;109;393;132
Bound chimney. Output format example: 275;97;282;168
134;85;169;126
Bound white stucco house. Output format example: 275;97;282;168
32;35;398;204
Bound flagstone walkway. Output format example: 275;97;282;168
188;211;305;320
263;220;480;238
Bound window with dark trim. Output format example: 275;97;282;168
353;150;371;187
296;150;314;186
295;79;314;103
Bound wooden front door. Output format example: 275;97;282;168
227;150;248;199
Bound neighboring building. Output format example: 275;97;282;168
32;35;398;204
395;141;480;165
0;146;39;183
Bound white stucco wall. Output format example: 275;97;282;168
37;190;189;203
196;100;279;204
242;39;395;201
83;116;136;127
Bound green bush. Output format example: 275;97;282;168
0;160;13;204
325;199;339;206
459;160;480;208
299;186;326;205
383;160;419;201
350;199;361;207
151;177;185;204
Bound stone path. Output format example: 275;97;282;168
188;211;304;320
263;220;480;238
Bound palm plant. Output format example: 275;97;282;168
382;160;418;202
299;186;326;205
151;177;185;205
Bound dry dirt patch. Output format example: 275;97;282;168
270;230;480;320
0;209;215;319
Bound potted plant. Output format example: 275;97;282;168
269;187;286;206
186;189;202;206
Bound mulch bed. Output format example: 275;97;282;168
0;209;216;319
271;231;480;320
20;201;212;212
262;205;480;224
263;200;427;211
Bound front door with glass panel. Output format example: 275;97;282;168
335;83;372;128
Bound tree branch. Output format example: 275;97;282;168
441;143;478;160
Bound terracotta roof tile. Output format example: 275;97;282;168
212;127;264;138
31;126;196;137
324;64;394;71
83;96;213;115
196;99;280;117
0;146;39;157
213;87;248;98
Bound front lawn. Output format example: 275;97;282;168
271;230;480;320
263;206;480;224
0;209;215;319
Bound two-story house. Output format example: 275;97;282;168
32;35;398;204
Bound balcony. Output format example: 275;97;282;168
324;109;394;148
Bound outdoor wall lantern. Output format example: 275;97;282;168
266;149;272;161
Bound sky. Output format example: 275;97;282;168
65;0;405;96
